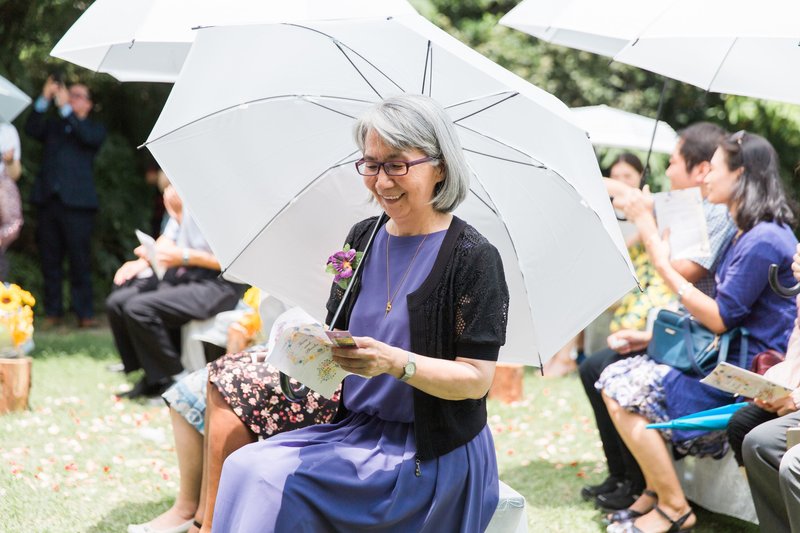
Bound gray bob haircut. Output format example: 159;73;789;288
354;94;470;213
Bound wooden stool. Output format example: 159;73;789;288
488;363;524;404
0;357;32;414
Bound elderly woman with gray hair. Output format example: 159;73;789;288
212;94;509;532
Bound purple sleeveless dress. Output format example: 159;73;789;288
212;227;499;532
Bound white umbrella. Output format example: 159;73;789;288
144;15;637;365
571;105;677;154
0;75;31;122
614;0;800;105
499;0;665;57
50;0;417;83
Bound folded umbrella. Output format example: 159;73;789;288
646;403;747;431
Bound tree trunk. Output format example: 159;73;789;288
0;357;32;414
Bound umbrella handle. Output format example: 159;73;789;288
769;263;800;297
279;372;309;403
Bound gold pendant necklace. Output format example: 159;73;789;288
385;233;429;317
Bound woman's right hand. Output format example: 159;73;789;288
607;329;652;355
792;243;800;283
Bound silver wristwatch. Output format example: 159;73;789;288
399;352;416;382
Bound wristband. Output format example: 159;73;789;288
677;281;694;302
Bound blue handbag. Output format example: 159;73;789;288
647;309;749;377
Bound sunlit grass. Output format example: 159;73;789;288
0;330;757;532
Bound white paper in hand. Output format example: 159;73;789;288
653;187;710;260
135;229;166;280
265;307;349;399
701;362;793;403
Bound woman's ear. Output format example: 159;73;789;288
692;160;712;185
435;161;446;184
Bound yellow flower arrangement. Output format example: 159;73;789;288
237;287;263;340
0;283;36;356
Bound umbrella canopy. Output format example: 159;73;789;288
499;0;664;57
614;0;800;105
144;15;637;365
50;0;417;82
646;403;747;431
571;105;678;154
0;75;32;123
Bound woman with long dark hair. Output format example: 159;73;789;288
599;131;797;532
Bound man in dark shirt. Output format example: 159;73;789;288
25;77;106;327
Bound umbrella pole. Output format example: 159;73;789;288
279;212;387;402
641;78;670;189
328;212;387;329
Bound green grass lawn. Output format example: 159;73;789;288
0;328;758;532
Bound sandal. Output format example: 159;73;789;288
604;489;657;525
631;506;695;533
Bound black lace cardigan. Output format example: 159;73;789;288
326;215;509;460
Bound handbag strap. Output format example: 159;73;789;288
681;320;703;375
713;327;750;372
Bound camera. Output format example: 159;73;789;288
50;70;64;86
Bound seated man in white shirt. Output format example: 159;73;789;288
107;185;246;398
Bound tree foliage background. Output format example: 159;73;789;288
2;0;799;313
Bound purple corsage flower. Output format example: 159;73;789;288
326;244;363;289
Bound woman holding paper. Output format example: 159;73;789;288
598;131;797;533
212;94;509;532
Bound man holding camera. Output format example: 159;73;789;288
25;75;106;327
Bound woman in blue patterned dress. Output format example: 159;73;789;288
212;94;510;532
600;131;797;533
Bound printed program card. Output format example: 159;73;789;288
135;229;166;280
265;307;350;399
653;187;710;260
701;362;793;403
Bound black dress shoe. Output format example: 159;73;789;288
596;480;639;511
580;476;624;501
117;377;173;399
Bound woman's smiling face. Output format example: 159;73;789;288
704;147;742;206
362;129;443;226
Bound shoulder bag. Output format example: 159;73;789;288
647;309;749;377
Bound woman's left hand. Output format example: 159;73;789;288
331;336;402;378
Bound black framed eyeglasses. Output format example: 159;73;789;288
355;156;437;177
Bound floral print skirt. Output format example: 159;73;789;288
207;350;341;439
596;355;729;458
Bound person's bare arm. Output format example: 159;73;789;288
647;231;727;333
2;151;20;181
332;337;495;400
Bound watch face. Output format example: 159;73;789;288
404;362;416;375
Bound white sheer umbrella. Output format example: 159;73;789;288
613;0;800;105
0;75;31;122
571;105;677;154
499;0;665;57
143;15;637;365
50;0;417;82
